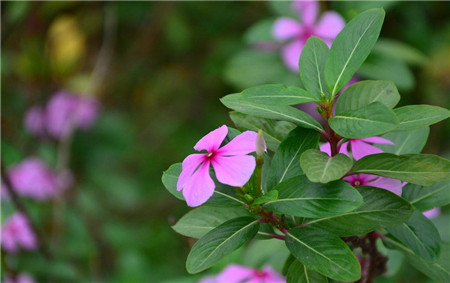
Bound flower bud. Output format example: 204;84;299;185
256;130;266;157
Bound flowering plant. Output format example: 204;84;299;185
163;8;450;283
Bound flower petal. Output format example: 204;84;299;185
423;208;441;219
216;264;254;283
261;265;286;283
360;136;394;145
194;125;228;152
369;176;404;196
182;160;215;207
281;40;305;72
314;11;345;40
292;0;319;26
177;153;206;191
272;17;303;40
212;155;256;187
217;131;258;156
350;140;384;160
320;142;332;156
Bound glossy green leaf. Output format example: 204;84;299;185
266;127;319;190
402;181;450;212
263;176;363;218
253;190;278;205
299;36;330;100
325;8;385;95
307;186;413;236
335;80;400;114
286;226;360;282
300;150;352;183
186;217;260;274
352;153;450;186
373;38;427;66
329;102;398;139
206;182;246;207
394;105;450;131
172;206;250;239
383;237;450;283
162;163;185;200
282;254;296;276
240;84;318;106
378;127;429;155
221;93;323;132
229;112;296;152
287;260;328;283
387;210;441;262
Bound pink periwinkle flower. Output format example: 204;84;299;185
272;0;345;71
177;125;258;207
5;158;64;201
200;264;285;283
343;174;404;196
320;136;393;161
24;106;46;137
423;208;441;219
3;273;35;283
1;213;37;254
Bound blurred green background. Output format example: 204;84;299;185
1;1;449;282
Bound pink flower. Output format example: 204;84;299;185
320;137;393;160
423;208;441;219
1;213;37;254
343;174;404;196
200;264;285;283
3;273;35;283
272;0;345;71
24;106;46;137
177;125;258;207
5;158;64;201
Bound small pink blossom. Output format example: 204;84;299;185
423;208;441;219
200;264;285;283
3;273;35;283
343;174;404;196
320;137;393;160
5;158;66;201
24;106;46;137
272;0;345;71
177;125;258;207
1;213;37;254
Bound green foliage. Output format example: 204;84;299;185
394;105;450;131
162;163;185;200
240;84;319;105
300;150;352;183
378;127;429;155
286;260;329;283
402;181;450;212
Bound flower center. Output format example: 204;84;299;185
253;270;268;279
300;26;315;41
206;152;214;158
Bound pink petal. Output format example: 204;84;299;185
24;106;46;136
360;136;394;145
261;266;286;283
216;264;254;283
272;18;303;40
217;131;258;156
292;0;319;26
320;142;349;156
423;208;441;219
281;40;305;72
339;141;349;156
182;160;215;207
176;153;206;191
212;155;256;187
194;125;228;152
369;176;404;196
314;11;345;40
350;140;384;160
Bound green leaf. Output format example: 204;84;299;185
172;206;250;239
335;80;400;114
378;127;429;155
307;186;413;236
299;36;330;100
402;181;450;212
394;105;450;131
325;8;385;95
352;153;450;186
287;260;328;283
282;254;296;276
383;237;450;283
240;84;318;106
253;190;278;205
329;102;399;139
206;182;246;207
373;38;427;66
263;176;363;218
230;111;296;152
387;210;441;262
221;93;323;132
266;127;319;189
244;18;276;44
186;217;260;274
162;163;185;200
285;226;360;282
300;150;352;183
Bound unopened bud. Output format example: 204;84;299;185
256;130;266;157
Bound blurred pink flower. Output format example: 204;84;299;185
320;137;393;160
343;174;404;196
177;125;258;207
423;207;441;219
3;273;35;283
5;158;66;201
24;90;99;139
272;0;345;71
1;213;37;254
200;264;285;283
